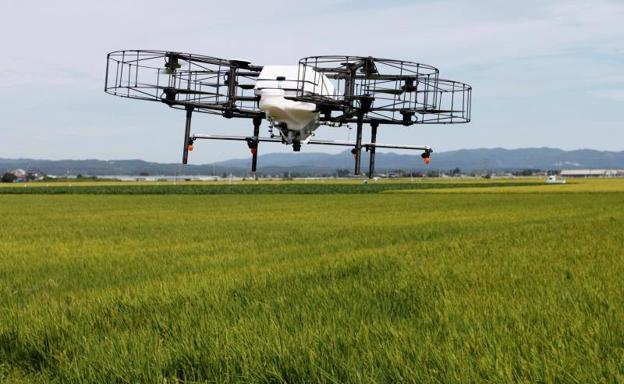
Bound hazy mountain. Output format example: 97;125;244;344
213;147;624;172
0;159;246;177
1;148;623;176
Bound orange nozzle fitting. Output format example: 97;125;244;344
423;157;431;165
187;144;194;152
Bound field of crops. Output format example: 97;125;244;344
1;178;623;383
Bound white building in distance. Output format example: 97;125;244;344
560;169;623;178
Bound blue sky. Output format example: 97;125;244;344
1;0;623;163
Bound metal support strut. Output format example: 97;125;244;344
246;116;262;172
368;121;379;178
353;112;364;175
182;106;194;164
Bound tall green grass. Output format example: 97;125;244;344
0;180;542;195
0;187;623;382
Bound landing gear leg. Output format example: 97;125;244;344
368;120;378;178
251;116;262;173
247;116;262;173
182;106;194;164
353;112;364;175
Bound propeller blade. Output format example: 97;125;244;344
194;82;255;89
367;88;404;95
161;87;221;97
415;109;462;114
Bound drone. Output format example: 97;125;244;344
105;51;471;177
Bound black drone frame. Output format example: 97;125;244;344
105;50;471;177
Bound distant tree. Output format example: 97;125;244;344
515;169;538;177
451;167;461;176
335;169;350;177
1;172;17;183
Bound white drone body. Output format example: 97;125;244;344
254;66;334;144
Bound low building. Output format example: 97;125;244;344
560;169;622;178
2;169;46;182
12;169;27;180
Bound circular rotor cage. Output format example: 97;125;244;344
105;50;263;117
294;56;471;125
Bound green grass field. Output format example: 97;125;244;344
1;179;623;383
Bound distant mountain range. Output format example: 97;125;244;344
2;148;623;176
